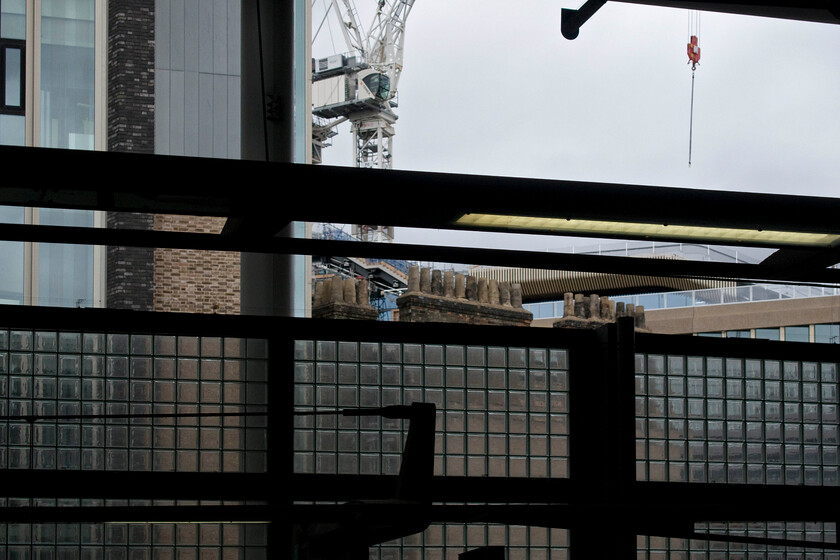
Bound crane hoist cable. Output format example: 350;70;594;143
687;10;701;166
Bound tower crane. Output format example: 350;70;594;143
312;0;414;169
311;0;415;242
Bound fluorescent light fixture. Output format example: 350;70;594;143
106;521;271;524
454;213;840;248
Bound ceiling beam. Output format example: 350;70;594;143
562;1;840;40
3;146;840;283
4;146;840;238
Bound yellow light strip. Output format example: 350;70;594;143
105;521;271;524
454;214;840;248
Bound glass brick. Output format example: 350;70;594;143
382;342;401;364
635;354;646;374
529;348;547;369
445;345;464;366
403;343;422;365
549;349;567;370
765;361;781;380
487;346;508;368
509;348;527;368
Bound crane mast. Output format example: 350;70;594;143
312;0;415;172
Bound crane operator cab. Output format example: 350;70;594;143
358;69;391;102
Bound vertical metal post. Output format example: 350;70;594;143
568;318;637;559
240;0;300;317
268;324;295;560
241;0;294;163
240;0;298;555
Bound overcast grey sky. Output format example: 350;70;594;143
313;1;840;252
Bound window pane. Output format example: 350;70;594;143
0;112;25;145
0;205;24;304
755;328;780;341
40;0;95;149
1;0;26;40
725;330;750;339
37;209;95;307
815;324;839;344
785;326;810;343
5;46;22;106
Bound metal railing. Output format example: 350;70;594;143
526;283;840;319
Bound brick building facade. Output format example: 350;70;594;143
153;215;241;314
105;1;242;315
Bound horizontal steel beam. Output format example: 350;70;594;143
4;146;840;238
2;223;839;284
562;1;840;40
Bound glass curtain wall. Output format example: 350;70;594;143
39;0;94;149
0;206;24;304
0;0;26;145
0;0;99;308
37;208;95;307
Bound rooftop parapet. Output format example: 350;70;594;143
554;292;648;331
312;276;379;320
397;265;532;326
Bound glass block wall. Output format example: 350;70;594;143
293;341;569;478
0;328;269;558
640;522;839;560
635;353;840;559
635;355;839;486
0;518;267;560
293;340;571;560
0;329;268;472
382;523;569;560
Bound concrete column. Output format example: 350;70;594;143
330;276;344;303
466;276;477;301
408;265;420;292
431;270;443;296
616;301;626;317
575;294;585;318
564;293;574;318
357;278;369;307
444;270;455;297
511;284;523;308
455;274;466;298
635;305;646;329
420;268;431;293
313;280;324;306
343;278;356;304
242;0;294;162
489;279;500;305
239;0;299;316
478;278;489;303
499;282;511;306
589;294;601;320
600;296;612;321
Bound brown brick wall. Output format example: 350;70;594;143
153;215;240;314
397;293;532;327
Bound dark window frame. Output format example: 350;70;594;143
1;38;25;114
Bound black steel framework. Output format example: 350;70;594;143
2;0;839;556
3;146;840;286
1;303;838;558
562;1;840;40
0;144;839;556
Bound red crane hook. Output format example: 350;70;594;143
687;35;700;70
